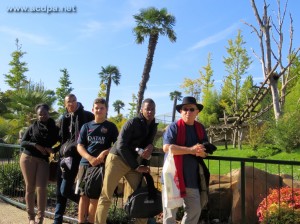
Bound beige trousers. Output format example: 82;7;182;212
20;153;49;223
95;153;147;224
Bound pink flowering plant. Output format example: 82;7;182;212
257;186;300;224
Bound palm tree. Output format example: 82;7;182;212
112;100;125;115
133;7;176;113
8;81;57;126
99;65;121;110
169;91;182;122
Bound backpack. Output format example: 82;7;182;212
84;165;104;199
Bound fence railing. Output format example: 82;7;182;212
1;143;300;224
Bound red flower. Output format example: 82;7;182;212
257;187;300;223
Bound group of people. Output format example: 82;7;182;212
20;94;211;224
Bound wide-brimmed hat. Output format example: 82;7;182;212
176;96;204;112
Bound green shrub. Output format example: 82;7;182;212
246;121;269;150
107;206;132;224
261;208;300;224
255;146;281;158
266;112;300;153
0;162;25;196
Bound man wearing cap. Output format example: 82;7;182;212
162;96;210;224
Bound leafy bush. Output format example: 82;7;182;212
107;206;132;224
266;112;300;152
261;208;300;224
246;121;269;150
108;115;127;131
257;187;300;223
255;145;281;158
0;117;21;144
0;162;25;196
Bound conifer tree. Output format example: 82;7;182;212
55;68;73;113
128;94;137;119
4;39;29;90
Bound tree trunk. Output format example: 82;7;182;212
172;96;177;122
224;130;228;150
136;34;158;114
106;77;112;111
238;128;243;150
233;128;237;148
269;78;281;121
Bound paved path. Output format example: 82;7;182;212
0;198;70;224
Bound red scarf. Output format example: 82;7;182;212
174;118;204;197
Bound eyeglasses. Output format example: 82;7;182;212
182;108;197;112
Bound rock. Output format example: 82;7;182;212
228;166;282;224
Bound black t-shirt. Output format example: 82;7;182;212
77;120;118;165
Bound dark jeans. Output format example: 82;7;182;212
53;161;80;224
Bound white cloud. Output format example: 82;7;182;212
78;16;133;38
78;20;104;37
110;16;134;30
0;26;50;45
187;22;240;52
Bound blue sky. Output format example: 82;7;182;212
1;0;299;122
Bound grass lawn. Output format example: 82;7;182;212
205;145;300;178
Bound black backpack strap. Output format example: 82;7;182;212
143;173;157;199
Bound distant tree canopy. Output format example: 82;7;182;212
169;91;182;122
112;100;125;115
99;65;121;111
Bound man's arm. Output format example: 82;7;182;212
162;123;207;157
77;144;99;166
163;143;207;158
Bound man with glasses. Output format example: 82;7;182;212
162;96;210;224
54;94;94;224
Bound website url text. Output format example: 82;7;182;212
7;6;77;14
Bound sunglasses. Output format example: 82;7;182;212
182;108;197;112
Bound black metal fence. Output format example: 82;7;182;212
0;143;78;223
1;143;300;224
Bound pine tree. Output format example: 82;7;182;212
55;68;73;113
4;39;29;90
128;94;137;119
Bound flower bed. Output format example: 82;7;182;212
257;186;300;223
